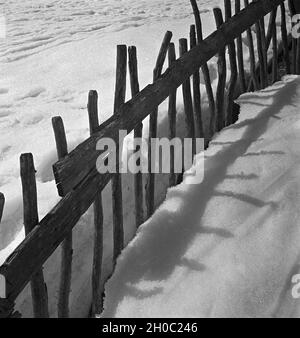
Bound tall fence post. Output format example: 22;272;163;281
20;153;49;318
190;0;215;137
271;8;279;83
235;0;247;93
190;24;204;139
87;91;104;317
0;193;4;224
280;2;291;74
213;8;227;131
244;0;259;91
52;116;72;318
146;31;172;219
225;0;238;126
128;46;144;228
168;42;178;187
179;38;196;160
112;45;127;263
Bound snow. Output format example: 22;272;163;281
0;0;295;318
0;0;221;317
102;75;300;318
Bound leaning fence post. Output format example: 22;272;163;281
190;24;204;139
87;90;104;317
244;0;259;90
0;193;4;224
128;46;144;228
168;43;177;187
213;8;227;131
20;153;49;318
225;0;238;126
179;38;196;160
271;9;278;83
146;31;172;219
235;0;247;93
280;2;291;74
52;116;72;318
190;0;215;137
112;45;127;262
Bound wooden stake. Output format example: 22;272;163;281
87;91;104;317
112;45;127;262
168;43;177;187
179;38;196;159
280;2;291;74
244;0;259;90
0;193;4;223
146;31;172;218
213;8;226;131
225;0;238;126
190;25;203;139
190;0;215;137
52;116;72;318
128;46;144;227
271;10;278;83
235;0;247;93
20;153;49;318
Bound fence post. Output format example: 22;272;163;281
225;0;238;126
87;90;104;317
168;43;177;187
146;31;172;219
20;153;49;318
128;46;144;228
190;25;204;139
271;9;279;83
244;0;259;90
112;45;127;262
0;193;4;224
52;116;73;318
179;38;196;160
280;2;291;74
235;0;247;93
190;0;215;137
213;8;227;131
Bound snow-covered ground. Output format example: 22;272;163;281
104;76;300;317
0;0;222;317
0;0;295;318
102;75;300;318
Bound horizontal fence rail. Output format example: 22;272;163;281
0;0;295;317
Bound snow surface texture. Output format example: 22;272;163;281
102;76;300;318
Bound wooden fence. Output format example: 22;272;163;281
0;0;298;318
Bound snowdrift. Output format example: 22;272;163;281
102;76;300;318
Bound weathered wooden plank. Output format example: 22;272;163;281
225;0;238;126
255;18;267;88
53;0;284;197
128;46;144;228
190;0;215;137
87;91;104;317
235;0;247;93
214;8;226;131
146;31;172;218
1;0;285;304
0;193;4;224
112;45;126;262
190;24;203;138
20;153;49;318
168;43;177;187
52;116;72;318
